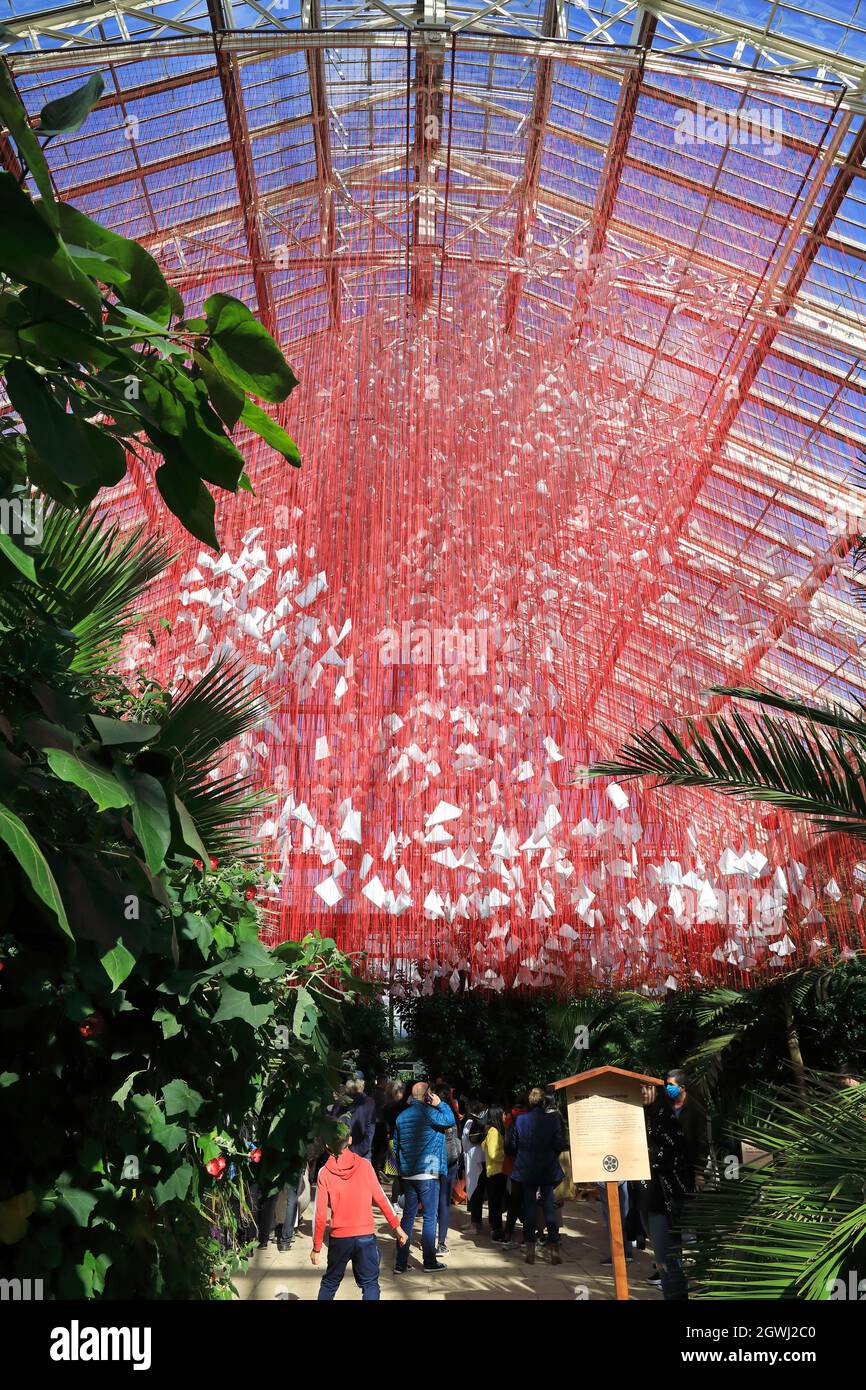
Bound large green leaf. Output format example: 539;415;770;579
173;793;209;864
15;283;116;369
58;201;172;325
127;771;172;873
0;173;100;321
56;1187;98;1228
0;801;71;936
292;985;320;1042
212;982;274;1029
0;527;38;582
155;464;218;551
89;714;161;747
111;1070;144;1106
0;65;57;225
204;293;297;403
240;397;301;467
153;1165;192;1208
44;747;131;813
141;365;245;490
39;73;105;137
99;940;136;991
193;350;245;430
5;358;125;493
162;1078;204;1119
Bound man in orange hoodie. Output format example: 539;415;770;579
311;1127;408;1300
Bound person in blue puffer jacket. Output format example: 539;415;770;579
507;1087;565;1265
393;1082;455;1273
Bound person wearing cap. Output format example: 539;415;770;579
311;1124;407;1300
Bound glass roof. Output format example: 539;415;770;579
5;2;866;985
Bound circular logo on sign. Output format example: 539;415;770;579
602;1154;619;1173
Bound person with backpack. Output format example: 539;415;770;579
506;1087;565;1265
393;1081;456;1273
462;1100;488;1232
501;1091;530;1247
311;1124;407;1300
436;1076;462;1254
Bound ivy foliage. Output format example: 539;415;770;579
0;506;368;1299
0;69;299;552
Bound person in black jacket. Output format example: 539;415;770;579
346;1073;377;1161
638;1070;710;1299
506;1087;565;1264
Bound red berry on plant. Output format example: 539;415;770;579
205;1159;222;1176
209;857;219;870
79;1012;104;1039
250;1148;262;1164
216;1156;226;1171
194;858;203;872
244;886;256;901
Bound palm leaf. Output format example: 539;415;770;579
712;686;866;742
590;705;866;838
158;661;274;859
154;657;270;782
692;1079;866;1299
180;775;272;861
35;505;171;674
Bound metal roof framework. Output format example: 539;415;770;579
4;1;866;758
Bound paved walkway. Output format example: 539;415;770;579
236;1191;663;1302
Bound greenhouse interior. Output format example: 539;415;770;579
2;0;866;1333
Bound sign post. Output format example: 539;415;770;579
552;1066;662;1301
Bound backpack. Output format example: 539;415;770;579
444;1125;461;1167
467;1115;488;1146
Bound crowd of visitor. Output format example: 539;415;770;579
255;1061;730;1302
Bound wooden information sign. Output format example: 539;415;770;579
552;1066;662;1300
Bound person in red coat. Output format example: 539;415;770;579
311;1128;408;1300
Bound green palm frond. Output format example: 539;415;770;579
159;661;274;858
155;657;271;783
590;704;866;838
692;1079;866;1299
690;988;745;1031
712;686;866;741
36;505;171;674
180;774;272;861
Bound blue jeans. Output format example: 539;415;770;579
397;1177;439;1270
523;1183;559;1246
437;1161;458;1245
647;1209;688;1300
317;1233;380;1300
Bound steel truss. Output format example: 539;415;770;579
3;2;866;731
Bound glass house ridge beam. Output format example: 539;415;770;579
581;111;866;735
205;0;276;335
502;0;564;334
409;8;449;313
303;0;341;328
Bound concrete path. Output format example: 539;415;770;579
236;1191;664;1302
